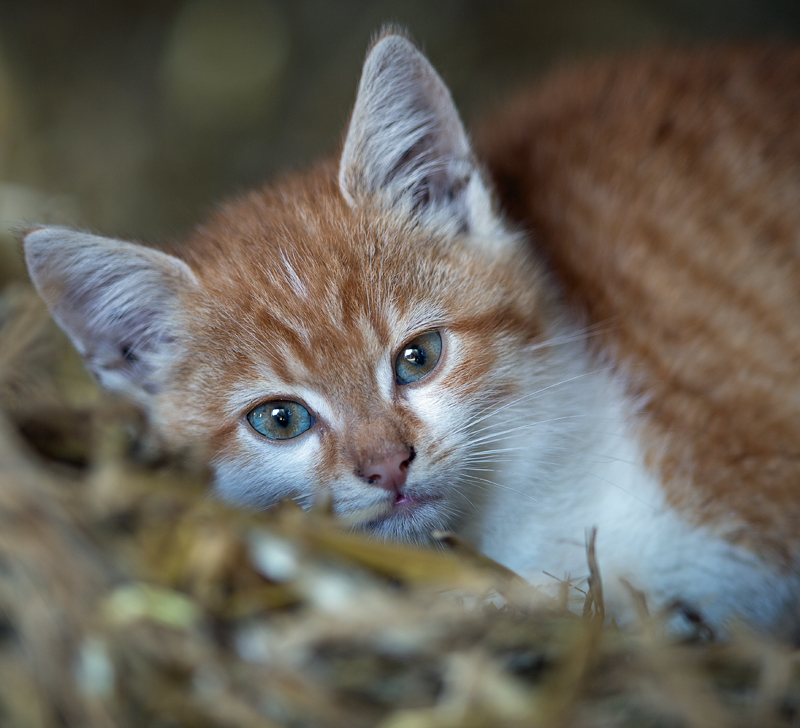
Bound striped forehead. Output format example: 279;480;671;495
220;309;397;422
207;268;456;423
187;183;533;409
235;227;447;345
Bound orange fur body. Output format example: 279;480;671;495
478;46;800;564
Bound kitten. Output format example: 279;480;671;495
23;33;800;638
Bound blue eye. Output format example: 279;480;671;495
395;331;442;385
247;400;314;440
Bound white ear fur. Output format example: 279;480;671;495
23;226;197;401
340;34;493;233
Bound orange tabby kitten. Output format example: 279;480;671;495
23;33;800;638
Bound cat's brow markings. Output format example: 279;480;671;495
278;249;308;299
374;351;395;402
225;384;284;420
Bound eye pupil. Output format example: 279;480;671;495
247;400;314;440
395;331;442;385
272;407;290;427
404;346;425;366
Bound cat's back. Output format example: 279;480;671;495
477;46;800;561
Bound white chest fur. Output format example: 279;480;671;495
460;339;800;637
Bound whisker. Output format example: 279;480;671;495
467;408;629;442
463;366;617;433
464;444;640;469
468;418;632;448
469;414;616;447
460;472;543;505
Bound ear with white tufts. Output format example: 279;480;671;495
23;226;198;402
340;33;493;233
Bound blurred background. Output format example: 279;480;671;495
1;0;800;283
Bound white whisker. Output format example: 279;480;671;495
459;472;543;506
463;366;617;434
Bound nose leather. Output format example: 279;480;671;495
360;447;414;493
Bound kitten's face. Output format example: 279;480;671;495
159;170;545;539
23;34;548;539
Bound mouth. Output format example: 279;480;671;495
393;492;417;508
334;487;444;534
368;490;448;539
385;493;441;519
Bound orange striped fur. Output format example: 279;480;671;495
478;45;800;565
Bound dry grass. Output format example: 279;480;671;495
0;284;799;728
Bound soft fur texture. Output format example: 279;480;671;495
23;35;800;638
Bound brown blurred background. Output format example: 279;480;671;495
0;0;799;282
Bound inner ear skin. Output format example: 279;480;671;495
387;135;473;213
339;34;477;226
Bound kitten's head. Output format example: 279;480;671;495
23;33;549;539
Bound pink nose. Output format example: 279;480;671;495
360;447;414;493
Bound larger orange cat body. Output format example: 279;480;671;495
479;46;800;565
23;36;800;638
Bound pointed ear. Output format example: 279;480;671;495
339;33;492;232
23;226;198;401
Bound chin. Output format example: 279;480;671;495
360;498;453;543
